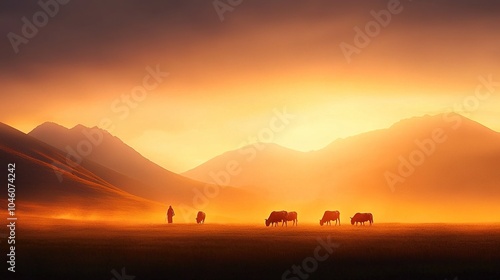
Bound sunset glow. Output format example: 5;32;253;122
2;1;500;279
2;1;500;173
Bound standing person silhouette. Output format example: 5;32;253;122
166;205;175;224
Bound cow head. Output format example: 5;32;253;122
265;219;270;227
319;219;324;226
350;217;355;225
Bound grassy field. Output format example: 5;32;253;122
4;222;500;280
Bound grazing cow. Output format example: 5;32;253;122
350;213;373;225
196;211;206;224
265;211;288;227
319;210;340;226
285;211;298;226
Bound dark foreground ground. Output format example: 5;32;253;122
2;222;500;280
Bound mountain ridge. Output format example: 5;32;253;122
5;113;500;223
18;122;270;223
182;113;500;222
0;122;167;222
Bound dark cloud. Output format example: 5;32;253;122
1;0;499;81
0;1;220;75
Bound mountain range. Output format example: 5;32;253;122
184;113;500;222
0;122;265;223
1;113;499;223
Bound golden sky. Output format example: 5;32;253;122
1;0;499;172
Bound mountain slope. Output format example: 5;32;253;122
0;122;165;222
29;122;211;202
25;122;270;223
183;113;500;222
183;143;315;199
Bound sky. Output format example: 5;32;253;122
1;0;500;173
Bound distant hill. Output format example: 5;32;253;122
183;143;313;198
5;114;500;223
183;113;500;222
0;122;165;222
28;122;199;202
0;122;268;223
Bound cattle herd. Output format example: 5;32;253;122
192;210;373;226
265;211;298;227
265;210;373;227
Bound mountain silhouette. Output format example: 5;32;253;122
0;122;165;222
4;113;499;223
24;122;267;223
183;113;500;222
29;122;199;202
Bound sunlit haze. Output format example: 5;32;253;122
2;1;500;279
2;1;499;172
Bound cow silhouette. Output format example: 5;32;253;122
285;211;298;226
196;211;206;224
350;213;373;225
265;211;287;227
320;210;340;226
